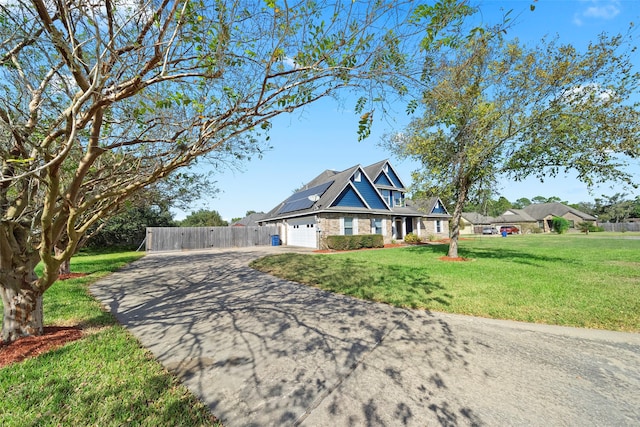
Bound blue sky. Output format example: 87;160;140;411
175;0;640;221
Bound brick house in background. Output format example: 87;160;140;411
506;202;597;232
463;202;597;234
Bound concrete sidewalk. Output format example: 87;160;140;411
91;247;640;426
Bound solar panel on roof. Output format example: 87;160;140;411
278;181;333;214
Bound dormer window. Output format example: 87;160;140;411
394;192;405;207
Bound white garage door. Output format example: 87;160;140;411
287;217;318;248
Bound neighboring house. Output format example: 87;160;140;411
230;212;267;227
515;202;597;232
460;212;495;235
463;202;597;234
260;160;451;248
492;209;538;232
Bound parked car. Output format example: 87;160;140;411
500;225;519;235
482;227;498;235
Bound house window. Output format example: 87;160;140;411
354;171;361;182
381;190;391;206
371;218;383;234
435;220;442;233
394;192;404;207
343;217;353;235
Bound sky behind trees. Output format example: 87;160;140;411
176;0;640;221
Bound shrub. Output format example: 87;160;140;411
577;221;591;234
326;234;384;251
404;232;422;244
551;216;570;234
578;222;604;233
531;226;543;234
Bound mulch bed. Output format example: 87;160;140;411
0;326;83;368
0;272;88;368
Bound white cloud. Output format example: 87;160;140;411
584;3;620;19
282;57;298;69
573;1;621;26
572;14;584;26
561;83;615;104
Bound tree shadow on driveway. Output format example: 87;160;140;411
90;248;640;427
90;249;481;426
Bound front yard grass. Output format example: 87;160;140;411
1;250;220;427
250;234;640;332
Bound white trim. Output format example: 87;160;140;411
347;183;373;209
326;166;390;212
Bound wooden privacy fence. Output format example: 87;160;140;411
146;226;278;252
601;222;640;232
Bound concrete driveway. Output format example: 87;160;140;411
90;247;640;426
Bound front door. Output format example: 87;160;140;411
394;218;403;239
406;218;413;234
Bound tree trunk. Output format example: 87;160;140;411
448;215;461;258
1;274;44;343
0;221;45;343
55;246;71;275
447;185;469;259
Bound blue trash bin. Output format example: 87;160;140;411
501;230;507;237
271;235;280;246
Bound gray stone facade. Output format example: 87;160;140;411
317;214;449;249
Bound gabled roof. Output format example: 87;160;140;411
263;160;432;221
461;212;495;225
363;159;407;191
231;212;267;226
493;208;537;223
522;202;597;221
411;197;452;218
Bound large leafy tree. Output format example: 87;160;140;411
595;193;635;223
387;26;640;258
87;204;176;249
54;170;211;274
0;0;473;342
179;209;227;227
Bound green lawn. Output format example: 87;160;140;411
251;233;640;332
1;250;220;427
